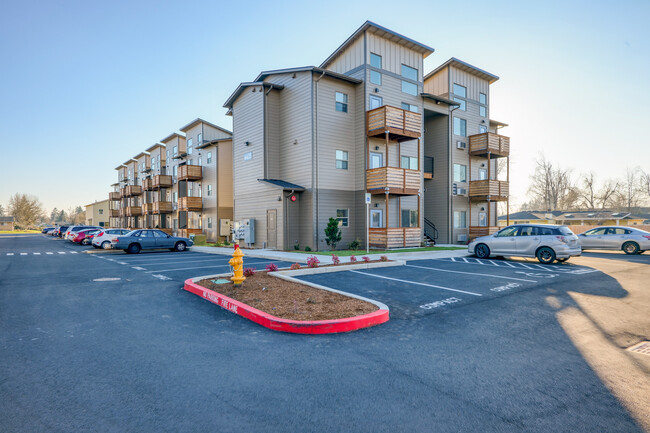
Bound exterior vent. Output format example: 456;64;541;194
457;234;468;242
456;141;467;150
457;187;467;196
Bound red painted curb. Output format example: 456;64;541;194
183;278;389;334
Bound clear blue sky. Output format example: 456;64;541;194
1;0;648;214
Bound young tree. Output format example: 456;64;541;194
50;207;59;223
7;194;45;228
0;204;4;216
324;217;342;250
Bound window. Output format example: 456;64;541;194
173;192;177;203
99;221;105;227
478;212;487;227
401;209;418;228
197;133;202;145
480;93;487;104
400;156;418;170
187;138;193;155
166;150;169;161
453;98;466;111
401;102;418;113
453;164;467;182
479;106;487;117
496;226;518;237
173;165;177;176
335;92;348;112
370;209;383;228
207;217;212;229
453;117;466;136
401;64;418;81
370;53;382;69
141;162;145;171
370;70;381;85
453;211;467;229
207;184;212;196
401;81;418;96
479;125;487;133
173;146;178;156
336;209;349;227
153;230;167;238
453;83;466;97
336;150;348;169
207;151;212;164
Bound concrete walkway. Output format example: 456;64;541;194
191;245;470;264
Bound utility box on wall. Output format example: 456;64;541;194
233;218;255;244
219;219;231;237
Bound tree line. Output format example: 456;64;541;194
0;193;86;228
522;155;650;212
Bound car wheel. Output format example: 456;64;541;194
474;243;490;259
174;242;186;252
127;243;141;254
102;241;111;249
622;241;639;255
536;247;556;264
556;258;568;263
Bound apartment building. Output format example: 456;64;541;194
85;199;109;227
224;21;510;249
108;119;233;242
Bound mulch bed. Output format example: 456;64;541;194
196;272;378;321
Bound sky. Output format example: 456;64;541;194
1;0;649;214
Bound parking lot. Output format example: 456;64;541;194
1;234;648;433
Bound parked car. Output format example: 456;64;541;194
55;226;69;238
41;227;55;234
468;224;582;264
92;228;132;249
72;229;101;245
111;229;193;254
578;226;650;255
66;225;101;241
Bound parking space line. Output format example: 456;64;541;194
501;261;517;268
349;270;482;297
7;253;14;256
488;260;501;266
69;251;78;254
33;252;40;255
144;260;276;274
461;258;470;263
20;253;28;255
518;263;537;270
57;252;66;255
46;252;53;255
405;264;537;283
121;257;234;266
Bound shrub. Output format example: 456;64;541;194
305;246;312;252
290;263;301;270
324;217;342;250
331;254;340;265
306;255;320;268
349;255;357;263
348;238;361;250
380;255;389;262
294;242;300;251
243;267;256;277
362;256;371;263
265;263;279;272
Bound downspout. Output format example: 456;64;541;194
448;97;459;244
313;70;326;250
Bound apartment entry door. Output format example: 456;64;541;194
284;193;300;250
267;210;277;249
369;95;382;110
369;152;383;169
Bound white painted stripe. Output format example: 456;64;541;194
46;252;53;255
33;252;41;255
489;260;500;266
450;257;458;262
517;263;536;270
405;264;537;283
349;270;482;297
116;262;127;265
57;252;66;255
7;253;14;256
20;253;28;255
132;267;146;271
461;257;470;263
69;251;78;254
144;260;275;274
501;261;517;268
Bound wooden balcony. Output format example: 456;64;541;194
152;175;173;189
142;178;153;191
141;203;154;214
366;167;420;195
153;201;173;214
178;196;203;212
125;206;142;216
469;226;500;239
109;192;121;200
367;105;421;141
469;180;509;201
123;185;142;196
469;132;510;158
178;165;202;181
159;228;173;235
369;227;421;249
178;228;203;238
109;209;120;217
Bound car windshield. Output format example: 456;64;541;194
558;226;575;236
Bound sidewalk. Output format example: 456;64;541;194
191;245;470;264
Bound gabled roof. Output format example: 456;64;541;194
257;179;306;192
223;82;285;109
497;211;541;221
123;158;137;166
179;118;232;135
133;152;148;160
320;20;434;69
114;164;126;170
425;57;499;84
254;66;362;84
145;143;165;153
160;132;184;144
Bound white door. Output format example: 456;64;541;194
479;168;488;180
478;212;487;227
369;95;382;110
370;210;383;228
369;152;383;169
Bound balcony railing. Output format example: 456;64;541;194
142;178;153;191
423;156;433;179
109;209;120;217
469;180;509;201
369;227;421;249
153;201;173;214
178;196;203;212
367;105;421;140
468;132;510;158
178;165;202;181
123;185;142;196
469;226;500;239
178;229;203;238
125;206;142;216
366;167;420;195
141;203;154;214
152;175;173;189
109;192;121;200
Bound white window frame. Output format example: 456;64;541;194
454;210;467;229
336;209;349;227
336;150;348;169
207;184;212;196
207;151;212;164
453;164;467;183
335;92;348;113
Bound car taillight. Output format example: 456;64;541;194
112;238;118;243
643;235;650;240
556;235;568;243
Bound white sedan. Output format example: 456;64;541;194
92;228;132;249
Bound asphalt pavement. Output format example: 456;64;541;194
0;234;647;432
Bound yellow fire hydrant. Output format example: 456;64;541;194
229;244;245;286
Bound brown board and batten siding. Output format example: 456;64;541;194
201;142;218;241
217;140;233;221
265;89;280;179
423;67;449;98
326;36;365;74
366;32;423;78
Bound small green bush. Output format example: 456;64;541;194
348;238;361;250
304;246;312;252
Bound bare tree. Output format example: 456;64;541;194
527;155;576;211
597;179;620;209
577;172;597;209
615;167;644;211
7;194;45;228
641;169;650;200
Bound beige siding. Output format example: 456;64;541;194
423;114;450;243
366;68;422;113
217;140;233;210
266;89;280;179
424;67;449;97
449;67;490;104
366;32;423;77
327;35;365;74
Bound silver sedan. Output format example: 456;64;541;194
577;226;650;254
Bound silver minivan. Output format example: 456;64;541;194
468;224;582;264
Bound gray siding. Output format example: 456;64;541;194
424;113;450;243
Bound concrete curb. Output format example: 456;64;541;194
83;249;125;254
275;260;405;277
183;272;389;334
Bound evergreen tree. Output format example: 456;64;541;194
324;217;342;250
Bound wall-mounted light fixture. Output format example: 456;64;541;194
481;162;486;167
374;203;379;207
245;141;250;146
375;146;379;151
294;139;298;145
481;207;485;211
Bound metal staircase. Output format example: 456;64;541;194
424;217;438;246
